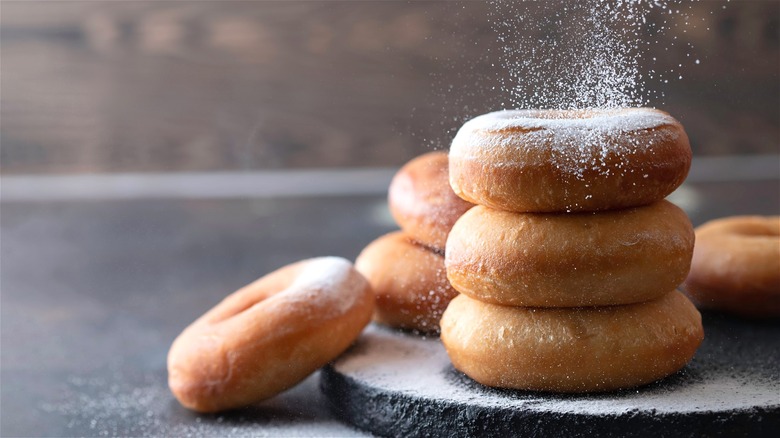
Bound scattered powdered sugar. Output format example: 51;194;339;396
489;0;703;110
330;324;780;415
389;260;456;335
39;372;364;437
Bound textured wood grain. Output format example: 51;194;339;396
1;1;778;174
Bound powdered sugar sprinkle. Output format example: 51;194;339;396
489;0;702;110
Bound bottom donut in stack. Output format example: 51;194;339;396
441;291;702;392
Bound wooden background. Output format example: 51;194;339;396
1;0;778;174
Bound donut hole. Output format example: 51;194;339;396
215;296;270;324
725;223;780;238
739;227;779;238
219;301;257;322
207;264;301;325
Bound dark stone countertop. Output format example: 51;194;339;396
1;177;778;437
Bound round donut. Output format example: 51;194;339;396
389;151;474;250
167;257;374;413
449;108;692;213
440;291;703;393
355;231;458;334
446;200;694;307
683;216;780;318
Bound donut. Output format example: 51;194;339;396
440;291;703;393
355;231;458;333
683;216;780;318
389;151;474;250
449;108;692;213
167;257;374;413
446;200;694;307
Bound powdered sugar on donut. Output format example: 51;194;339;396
275;257;366;318
462;108;675;133
451;107;681;180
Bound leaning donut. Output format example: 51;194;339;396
440;291;703;393
683;216;780;318
449;108;691;213
389;151;474;250
356;231;458;333
446;200;694;307
167;257;374;413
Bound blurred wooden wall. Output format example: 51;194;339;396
1;1;778;174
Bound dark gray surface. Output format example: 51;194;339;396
1;179;778;437
1;195;391;437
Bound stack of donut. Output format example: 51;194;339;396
356;151;473;334
440;108;705;392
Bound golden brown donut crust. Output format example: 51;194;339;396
356;231;458;333
446;200;694;307
167;257;374;413
449;108;691;213
389;151;474;251
440;291;703;393
683;216;780;318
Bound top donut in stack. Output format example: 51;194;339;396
448;108;692;213
441;108;704;393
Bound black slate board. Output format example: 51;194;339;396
322;312;780;438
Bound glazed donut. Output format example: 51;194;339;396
167;257;374;413
440;291;703;393
449;108;691;213
446;200;694;307
356;231;458;333
389;151;474;250
683;216;780;318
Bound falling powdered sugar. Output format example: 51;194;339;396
488;0;701;110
